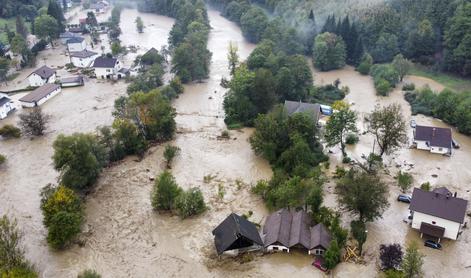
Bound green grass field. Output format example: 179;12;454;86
410;64;471;93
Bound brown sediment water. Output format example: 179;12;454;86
1;6;470;277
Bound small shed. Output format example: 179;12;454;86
19;83;61;107
212;213;263;255
60;76;84;87
0;95;15;119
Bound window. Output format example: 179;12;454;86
432;221;436;225
273;246;278;251
439;148;443;151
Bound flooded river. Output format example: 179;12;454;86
1;5;470;278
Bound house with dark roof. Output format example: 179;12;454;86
212;213;263;255
262;209;332;255
19;83;61;107
67;37;87;52
409;187;468;241
284;100;321;124
60;31;82;44
413;125;453;155
93;57;122;80
70;50;99;68
27;65;56;87
0;94;15;119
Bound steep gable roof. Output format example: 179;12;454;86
212;213;263;255
93;57;118;68
0;96;11;106
414;125;452;148
310;223;331;250
67;37;85;44
30;65;55;79
70;49;98;58
284;100;321;123
263;209;312;249
19;83;60;103
410;187;468;223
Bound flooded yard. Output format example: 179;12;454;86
0;5;470;278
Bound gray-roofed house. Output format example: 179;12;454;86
413;125;453;155
284;100;321;124
60;76;84;87
212;213;263;255
60;31;82;44
27;65;56;87
262;209;332;255
70;50;99;68
0;94;15;119
93;57;122;80
67;37;87;52
409;187;468;241
19;83;61;107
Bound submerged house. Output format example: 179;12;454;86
60;76;84;87
19;83;61;108
67;37;87;52
284;100;321;124
93;57;122;80
409;187;468;241
413;125;453;155
212;213;263;255
70;50;99;68
27;65;56;87
262;209;331;255
0;95;15;119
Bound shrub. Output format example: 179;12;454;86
345;133;359;145
175;188;206;219
19;107;51;136
397;171;413;193
402;83;415;91
77;269;101;278
40;185;83;249
163;145;180;169
342;156;351;164
420;182;431;191
356;53;373;75
0;154;5;165
151;171;181;211
375;78;392;96
380;243;403;271
220;130;230;139
0;125;21;139
324;239;341;269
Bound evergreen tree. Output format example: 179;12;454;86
47;0;65;32
15;16;28;39
321;15;337;34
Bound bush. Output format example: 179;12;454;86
313;32;347;71
342;156;351;164
345;133;359;145
397;171;413;193
220;130;230;139
77;269;101;278
151;171;181;211
0;125;21;139
19;107;51;136
163;145;180;169
40;185;83;249
0;154;5;165
175;188;206;219
402;83;415;91
375;78;393;96
356;53;373;75
420;182;431;191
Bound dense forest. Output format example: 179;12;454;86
138;0;212;82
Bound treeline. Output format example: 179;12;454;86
405;87;471;135
138;0;212;82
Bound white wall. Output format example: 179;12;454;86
94;67;114;79
411;211;462;240
0;102;14;119
415;140;430;151
28;74;46;87
431;146;450;155
266;245;290;253
20;87;62;108
68;41;87;52
71;55;98;68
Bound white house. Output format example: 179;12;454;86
67;37;87;52
93;57;122;79
0;95;15;119
19;83;61;107
413;125;453;155
409;187;468;241
70;50;99;68
27;65;56;87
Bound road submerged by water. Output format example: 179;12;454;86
0;6;470;278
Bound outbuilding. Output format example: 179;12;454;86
70;50;99;68
212;213;264;256
27;65;56;87
413;125;453;155
0;95;15;119
60;76;84;87
19;83;61;107
67;37;87;52
409;187;468;241
284;100;321;124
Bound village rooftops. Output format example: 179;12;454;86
66;37;85;44
310;223;331;250
29;65;55;79
93;57;118;68
212;213;263;255
409;187;468;224
414;125;452;148
70;49;98;58
284;100;321;123
19;83;60;103
60;32;81;39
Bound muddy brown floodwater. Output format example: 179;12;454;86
1;6;471;278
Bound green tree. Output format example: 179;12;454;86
406;19;435;58
112;118;147;157
111;41;123;56
397;171;413;193
47;0;65;32
163;145;180;169
392;54;412;82
77;269;101;278
0;125;21;139
350;220;367;255
52;133;107;191
325;103;358;157
324;239;341;270
10;34;27;55
306;184;323;213
15;16;28;39
175;187;206;219
367;104;408;157
0;154;5;165
240;7;268;43
34;15;59;44
0;58;10;84
18;107;51;137
371;32;399;63
227;41;239;76
313;32;346;71
151;171;182;211
86;12;98;27
357;53;373;75
444;3;471;76
335;169;389;222
380;243;403;270
401;241;424;278
135;16;144;33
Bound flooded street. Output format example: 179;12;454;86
1;5;471;277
